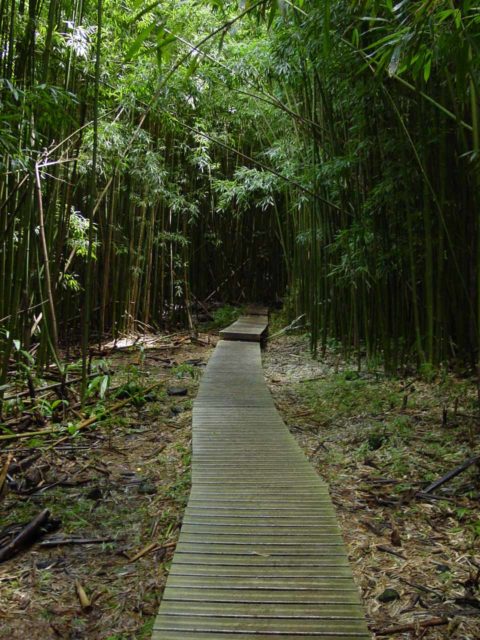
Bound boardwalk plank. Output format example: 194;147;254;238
159;601;363;616
161;587;365;604
168;565;355;578
154;614;368;632
153;634;370;640
172;555;352;567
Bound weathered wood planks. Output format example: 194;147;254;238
152;317;370;640
219;313;268;342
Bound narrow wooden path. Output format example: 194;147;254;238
219;311;268;342
153;314;369;639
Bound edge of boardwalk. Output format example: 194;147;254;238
152;315;370;640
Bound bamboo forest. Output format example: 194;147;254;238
1;1;480;639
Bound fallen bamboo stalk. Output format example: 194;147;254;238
203;258;249;303
128;541;160;563
421;455;480;495
398;577;442;597
376;544;407;560
40;536;114;547
0;509;50;562
0;427;63;442
375;617;448;636
266;314;306;341
3;372;101;401
128;539;177;563
8;452;42;474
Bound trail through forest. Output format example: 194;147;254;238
2;0;480;376
1;320;479;639
2;0;480;637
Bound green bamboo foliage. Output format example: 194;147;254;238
1;0;480;391
0;0;288;390
265;0;480;371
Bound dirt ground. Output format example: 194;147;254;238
1;329;479;639
0;335;215;640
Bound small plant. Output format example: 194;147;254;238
167;470;191;507
367;428;387;451
298;372;402;425
136;619;155;640
114;380;143;401
65;422;80;437
172;363;198;380
36;397;69;419
137;344;146;368
470;520;480;541
389;416;413;441
86;373;110;400
211;305;242;329
455;507;472;521
344;369;360;381
419;362;436;383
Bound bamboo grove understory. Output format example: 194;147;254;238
1;0;480;384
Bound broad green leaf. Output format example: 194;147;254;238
156;32;176;67
125;22;157;61
186;55;199;79
99;375;109;399
423;56;432;83
437;9;455;23
351;27;360;48
67;423;79;435
267;2;277;29
28;438;44;448
131;0;163;23
0;424;14;435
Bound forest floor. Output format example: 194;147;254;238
0;333;215;639
263;334;480;640
1;324;480;639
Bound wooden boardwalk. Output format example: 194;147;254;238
153;314;369;639
219;316;268;342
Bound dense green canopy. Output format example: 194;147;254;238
1;0;480;380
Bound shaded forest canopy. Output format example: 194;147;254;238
1;0;480;378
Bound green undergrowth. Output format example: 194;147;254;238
268;306;309;338
300;371;400;424
5;422;192;545
1;341;200;639
295;367;480;492
268;308;290;335
278;344;480;619
0;347;170;448
206;304;244;329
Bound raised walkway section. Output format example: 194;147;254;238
153;314;370;640
219;314;268;342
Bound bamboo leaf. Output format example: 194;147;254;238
99;375;109;399
131;0;163;24
155;30;176;69
267;2;277;29
423;55;432;83
125;22;157;61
